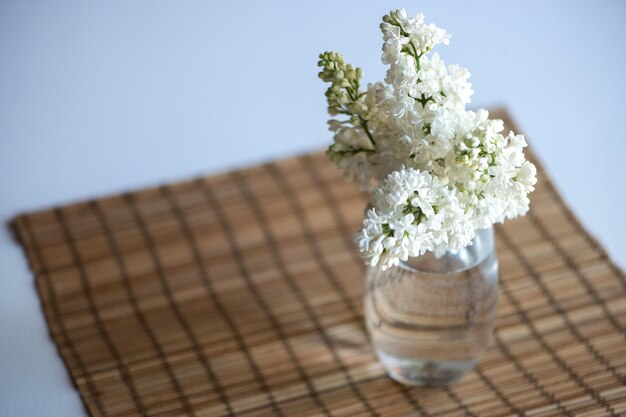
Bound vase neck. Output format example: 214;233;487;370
400;227;495;274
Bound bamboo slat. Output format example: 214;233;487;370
11;109;626;417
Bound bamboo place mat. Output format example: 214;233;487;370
11;109;626;417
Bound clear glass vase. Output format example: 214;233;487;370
365;227;499;387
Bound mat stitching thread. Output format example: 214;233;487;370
21;215;109;417
497;227;617;416
198;177;332;416
232;167;381;417
55;208;149;416
162;183;284;417
91;200;196;417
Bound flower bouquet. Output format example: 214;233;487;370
318;9;537;386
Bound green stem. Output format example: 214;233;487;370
410;42;421;71
358;117;376;147
342;83;376;148
394;22;422;71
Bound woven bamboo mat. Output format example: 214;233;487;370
11;109;626;417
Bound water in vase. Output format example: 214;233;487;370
365;227;499;387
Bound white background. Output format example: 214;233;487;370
1;1;625;416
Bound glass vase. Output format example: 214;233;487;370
365;227;499;387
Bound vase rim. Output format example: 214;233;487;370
396;226;495;275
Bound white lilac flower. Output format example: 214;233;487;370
381;9;450;58
319;10;537;267
447;115;537;228
355;167;474;270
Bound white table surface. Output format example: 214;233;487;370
1;1;625;416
